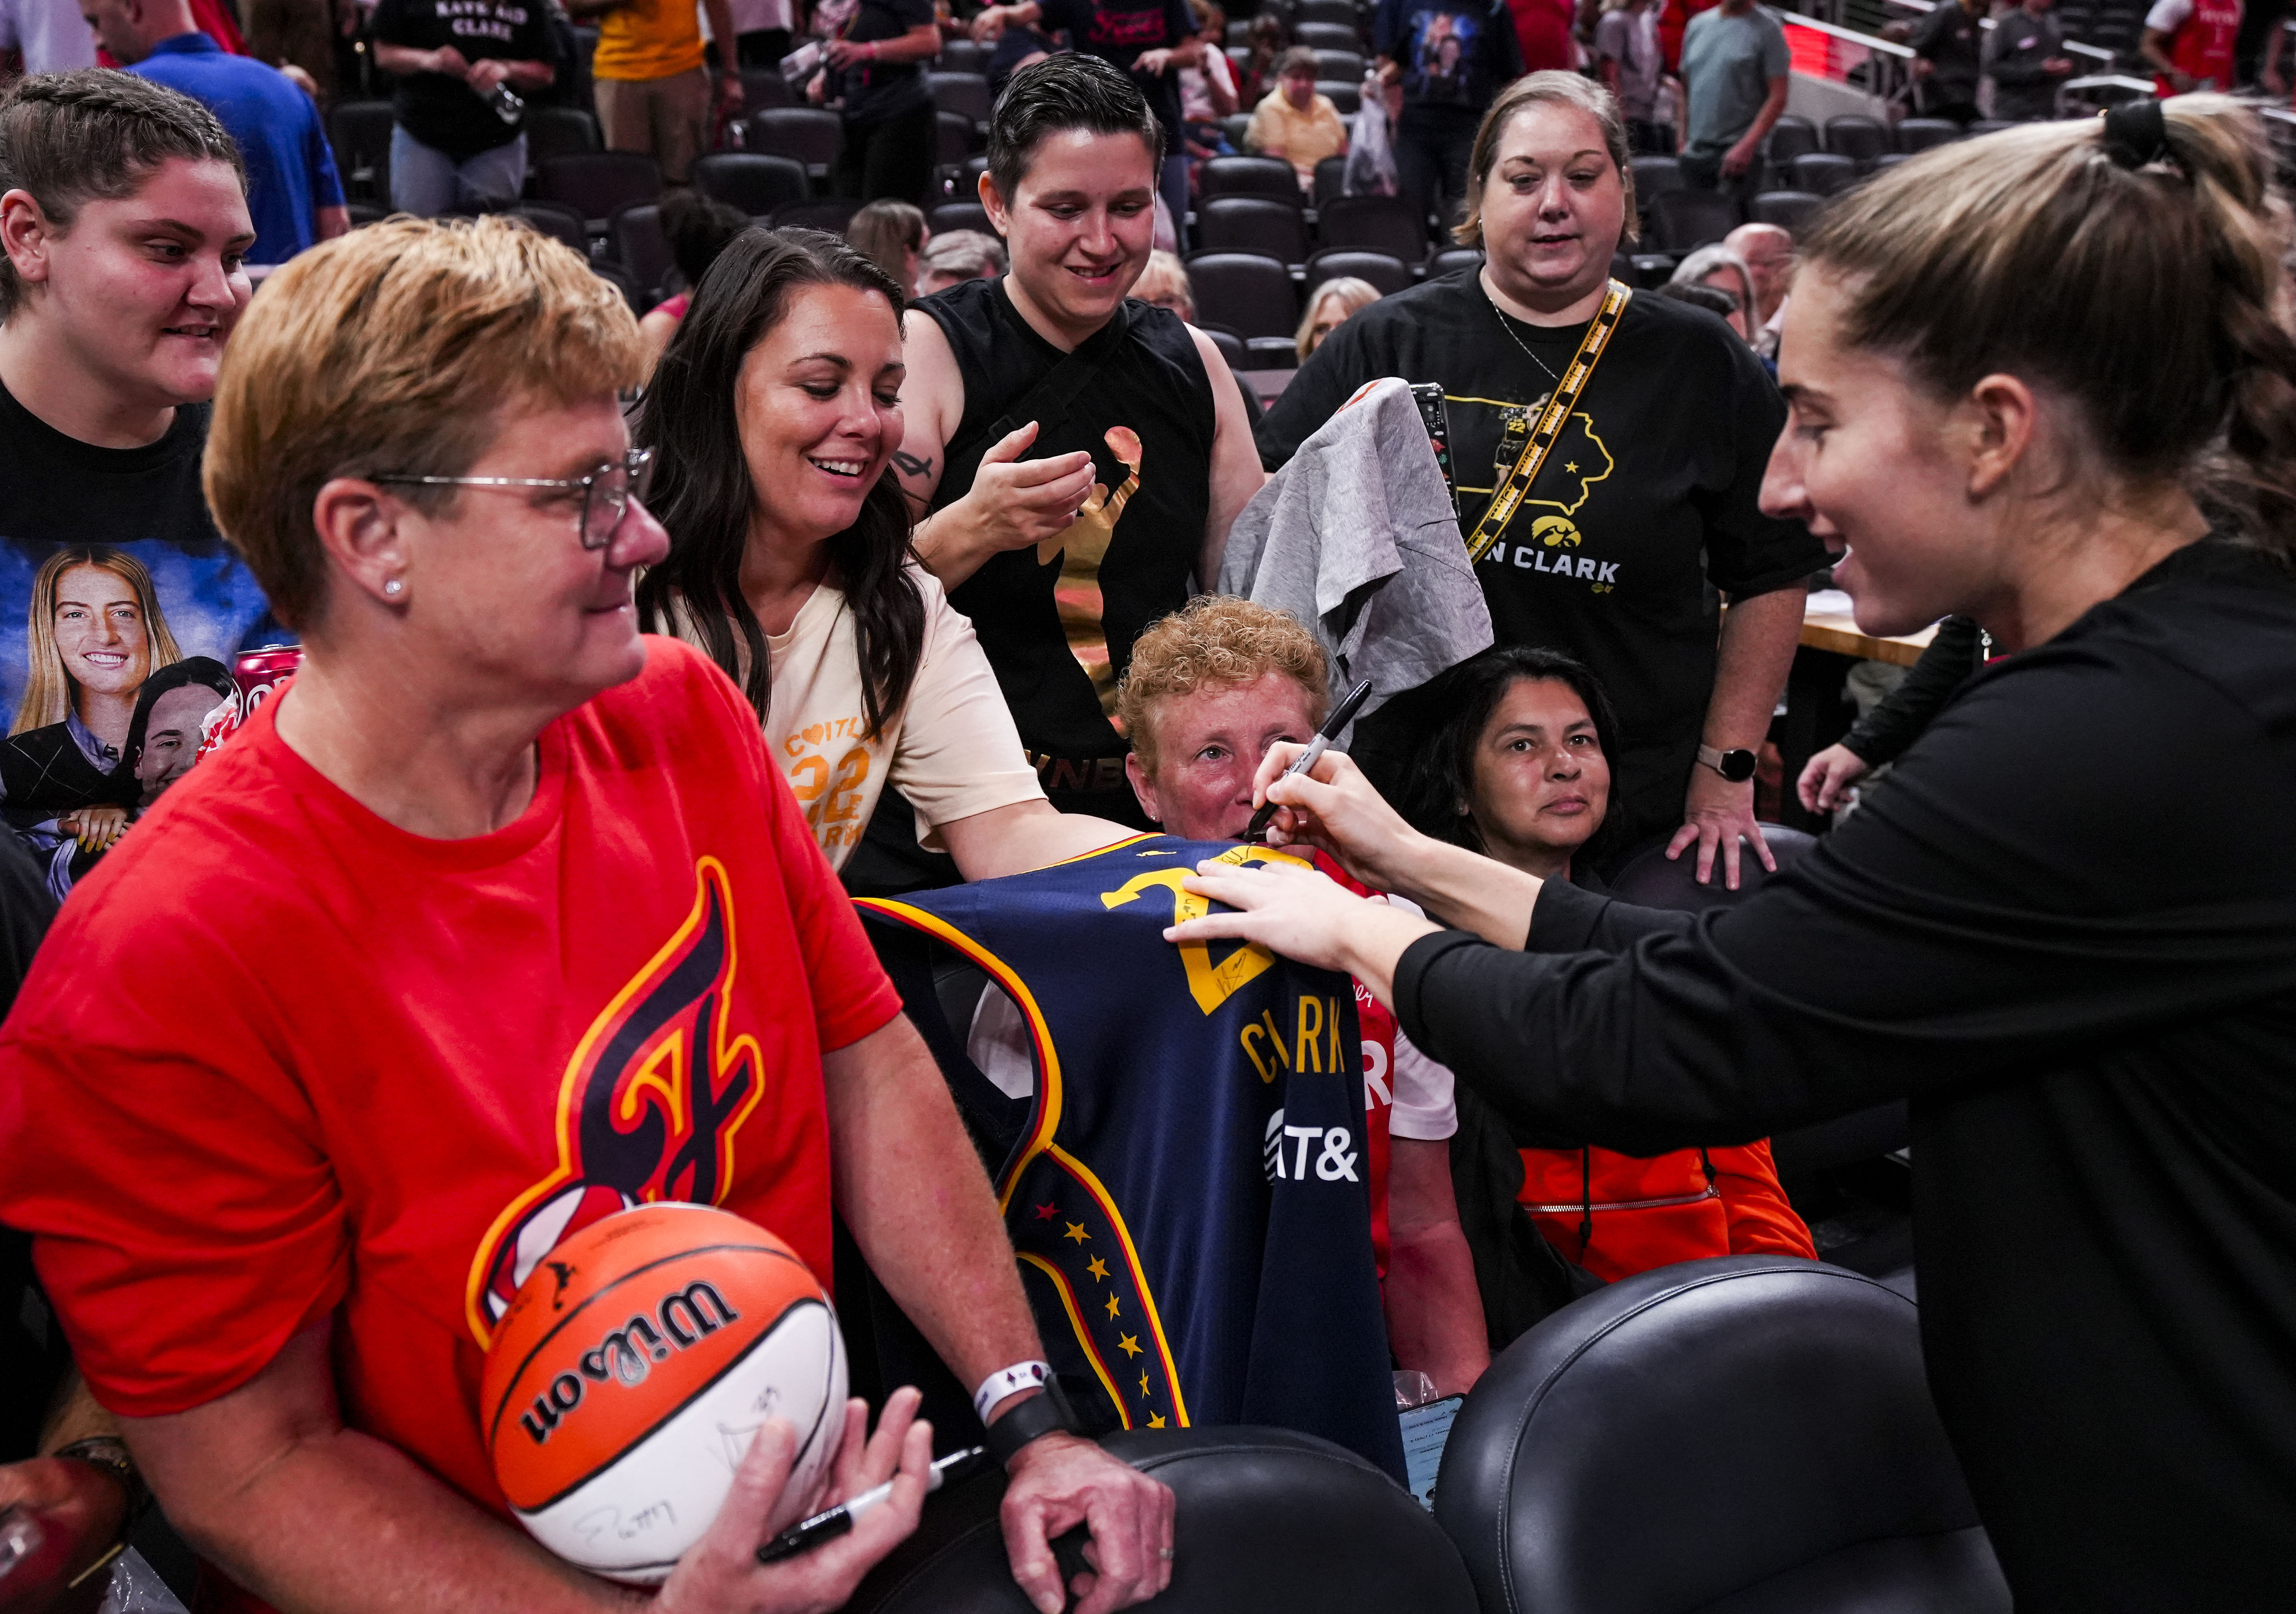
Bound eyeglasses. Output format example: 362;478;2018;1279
372;448;656;551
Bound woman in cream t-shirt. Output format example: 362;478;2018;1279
637;226;1134;876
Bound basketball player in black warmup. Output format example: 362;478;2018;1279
887;55;1263;852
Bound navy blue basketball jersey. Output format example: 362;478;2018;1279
858;836;1406;1479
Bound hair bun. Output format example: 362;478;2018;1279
2101;99;2172;170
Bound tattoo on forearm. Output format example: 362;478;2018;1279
893;449;933;480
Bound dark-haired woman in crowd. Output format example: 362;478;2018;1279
639;192;753;374
1179;98;2296;1605
635;227;1130;877
1400;645;1812;1279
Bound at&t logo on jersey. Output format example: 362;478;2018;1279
1263;1108;1360;1184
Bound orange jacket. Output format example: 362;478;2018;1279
1519;1139;1813;1283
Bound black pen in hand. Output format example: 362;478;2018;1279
1243;677;1373;843
755;1446;991;1565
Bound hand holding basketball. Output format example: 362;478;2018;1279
654;1388;934;1614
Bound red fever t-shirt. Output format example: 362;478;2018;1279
0;637;900;1597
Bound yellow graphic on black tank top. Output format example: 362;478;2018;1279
1037;426;1142;717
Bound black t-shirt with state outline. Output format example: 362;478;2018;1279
374;0;560;159
1258;271;1825;852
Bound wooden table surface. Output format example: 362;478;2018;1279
1799;605;1937;668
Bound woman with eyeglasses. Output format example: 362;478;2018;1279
0;216;1175;1614
636;226;1136;880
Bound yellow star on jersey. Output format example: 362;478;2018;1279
1104;1293;1121;1319
1086;1255;1110;1282
1564;460;1579;473
1064;1221;1089;1244
1139;1369;1151;1399
1147;1413;1168;1428
1117;1333;1142;1358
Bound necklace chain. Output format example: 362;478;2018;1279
1484;282;1563;387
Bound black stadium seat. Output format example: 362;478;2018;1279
606;202;672;305
845;1427;1479;1614
1312;154;1349;206
1764;112;1820;165
1789;150;1860;197
773;197;865;233
506;200;588;256
522;106;600;165
1312;47;1366;80
938;37;990;73
1434;1257;2014;1614
1896;116;1962;152
928;200;992;235
692;152;807;215
1295;20;1363;49
1199;323;1249;370
1221;111;1255;151
1319;79;1361;115
1303;247;1411;297
928;70;993;127
936;109;973;168
1297;0;1363;27
329;99;396;206
749;106;843;185
1201;154;1304;205
1428;245;1483;278
1186;252;1298;339
535;152;662;231
738;66;793;110
1607;823;1816;911
1315;193;1425;259
1746;188;1825;234
1823;114;1890;162
1196;196;1311;263
1646;187;1738;251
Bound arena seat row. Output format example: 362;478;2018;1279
837;1258;2009;1614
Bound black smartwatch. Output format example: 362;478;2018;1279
983;1377;1080;1468
1696;744;1757;783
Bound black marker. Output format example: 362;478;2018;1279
755;1446;990;1565
1244;677;1374;843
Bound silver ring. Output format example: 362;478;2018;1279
1159;1548;1175;1561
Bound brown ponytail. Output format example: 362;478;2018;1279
1801;95;2296;561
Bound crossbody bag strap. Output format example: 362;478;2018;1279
942;300;1136;492
1461;279;1633;566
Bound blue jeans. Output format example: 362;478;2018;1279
388;126;528;215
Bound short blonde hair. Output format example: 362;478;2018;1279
1296;275;1379;361
205;216;645;630
1134;248;1194;320
1117;596;1328;773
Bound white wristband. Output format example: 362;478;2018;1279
973;1360;1051;1422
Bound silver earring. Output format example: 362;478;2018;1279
383;578;404;597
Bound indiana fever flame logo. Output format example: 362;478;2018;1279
463;858;766;1346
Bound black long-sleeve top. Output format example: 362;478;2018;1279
1840;612;1984;767
1393;537;2296;1612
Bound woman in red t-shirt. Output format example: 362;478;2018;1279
0;217;1171;1614
1394;644;1815;1281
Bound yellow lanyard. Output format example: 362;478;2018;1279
1461;279;1632;566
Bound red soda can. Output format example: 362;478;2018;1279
195;643;303;760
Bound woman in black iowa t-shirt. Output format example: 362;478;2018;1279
1261;71;1827;885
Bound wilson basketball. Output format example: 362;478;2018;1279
480;1203;847;1584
